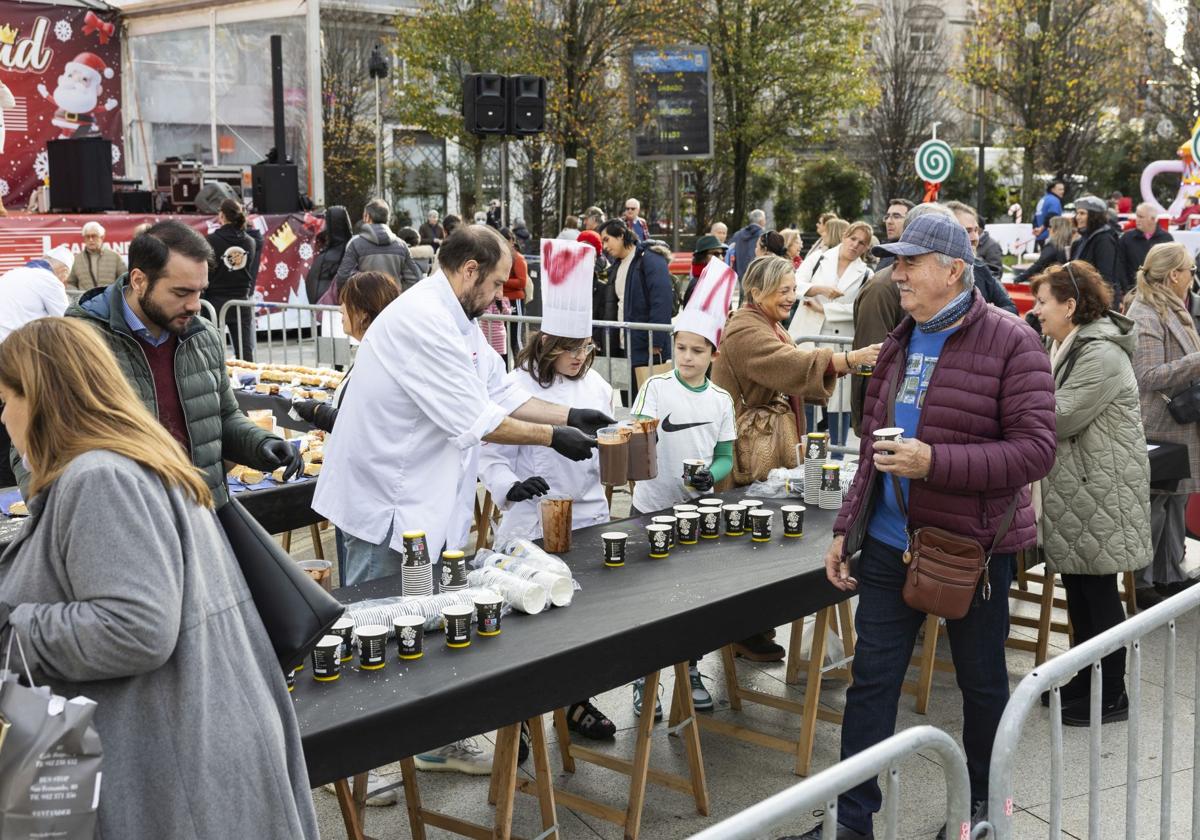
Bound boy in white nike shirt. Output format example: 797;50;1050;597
627;259;737;719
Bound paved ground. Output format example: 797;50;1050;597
283;483;1200;840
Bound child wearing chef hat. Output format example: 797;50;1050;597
477;236;617;743
627;257;739;719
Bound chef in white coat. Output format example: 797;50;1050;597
313;225;612;587
479;237;614;546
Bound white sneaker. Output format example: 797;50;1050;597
321;769;398;806
413;737;494;775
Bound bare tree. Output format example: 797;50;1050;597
1147;0;1200;138
858;0;951;204
320;15;381;212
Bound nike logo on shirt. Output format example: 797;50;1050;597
661;414;711;433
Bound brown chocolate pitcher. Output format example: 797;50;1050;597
626;418;659;481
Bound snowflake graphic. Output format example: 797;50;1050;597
111;145;121;165
274;261;289;280
298;242;313;261
33;151;49;180
54;19;72;41
400;626;416;643
0;180;8;197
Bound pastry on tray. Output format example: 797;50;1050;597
8;500;28;516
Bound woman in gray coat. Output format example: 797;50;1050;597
1032;260;1150;726
1127;242;1200;604
0;318;319;840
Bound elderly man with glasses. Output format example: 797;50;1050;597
622;198;649;241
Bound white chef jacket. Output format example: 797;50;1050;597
312;271;531;558
478;368;613;545
0;263;68;342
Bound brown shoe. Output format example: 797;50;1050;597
733;633;785;662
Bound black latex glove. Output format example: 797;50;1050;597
567;408;615;437
259;438;303;481
550;425;597;461
689;465;714;493
290;399;337;433
291;399;321;424
507;476;550;502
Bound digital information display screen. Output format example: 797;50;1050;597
630;46;713;161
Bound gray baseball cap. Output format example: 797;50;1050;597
1074;195;1106;214
871;213;973;264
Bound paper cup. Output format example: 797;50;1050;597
749;509;773;542
602;531;628;567
647;523;672;558
473;589;503;636
873;427;903;444
782;505;806;537
652;515;678;549
820;464;841;493
355;624;389;670
682;458;707;487
699;497;723;508
442;604;473;648
311;634;342;681
673;503;699;517
298;559;333;592
676;512;699;544
722;503;747;536
697;506;721;539
441;550;469;591
740;499;763;511
394;614;425;660
402;531;431;567
286;668;296;692
331;616;356;662
804;432;829;461
540;495;574;553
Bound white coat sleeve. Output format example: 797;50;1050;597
477;441;523;510
480;338;532;414
42;275;68;318
375;314;508;450
794;250;821;296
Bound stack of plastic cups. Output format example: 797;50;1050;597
441;549;469;593
401;530;434;596
819;463;843;510
803;433;828;505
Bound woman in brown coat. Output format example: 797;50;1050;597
1126;241;1200;606
712;256;880;661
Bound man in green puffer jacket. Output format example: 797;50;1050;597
9;221;300;507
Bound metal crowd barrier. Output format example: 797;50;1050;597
792;333;857;457
216;299;344;368
985;581;1200;840
688;726;973;840
65;287;218;323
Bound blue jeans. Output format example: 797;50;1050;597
837;537;1014;834
803;405;851;457
342;523;406;586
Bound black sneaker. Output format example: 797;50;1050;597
1061;691;1129;727
566;699;616;740
780;823;873;839
1135;586;1165;610
1040;677;1089;708
936;798;986;840
517;721;531;764
733;632;786;662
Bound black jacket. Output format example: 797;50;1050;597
1013;242;1068;282
1071;225;1121;304
1117;227;1173;293
973;260;1017;314
205;224;256;299
592;256;619;353
976;231;1004;280
622;241;675;366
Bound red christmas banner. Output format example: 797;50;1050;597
0;2;124;209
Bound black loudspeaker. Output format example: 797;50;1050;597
47;138;113;211
252;163;299;213
508;75;546;136
462;73;508;135
114;190;153;213
196;181;237;214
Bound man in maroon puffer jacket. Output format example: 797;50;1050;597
788;214;1056;840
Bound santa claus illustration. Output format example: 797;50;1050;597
37;52;118;140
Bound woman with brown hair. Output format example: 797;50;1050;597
0;318;318;840
1031;260;1149;724
712;255;880;659
1126;242;1200;606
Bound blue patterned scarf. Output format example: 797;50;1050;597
918;289;972;333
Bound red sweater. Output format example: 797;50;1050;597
136;333;191;453
504;252;529;301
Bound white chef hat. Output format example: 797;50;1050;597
539;238;595;339
674;258;736;348
45;245;75;268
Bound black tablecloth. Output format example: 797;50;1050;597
234;390;315;433
295;492;846;786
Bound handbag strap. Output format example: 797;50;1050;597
884;352;1020;560
2;629;36;687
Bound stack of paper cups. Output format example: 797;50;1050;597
804;432;829;506
466;567;547;614
819;463;843;510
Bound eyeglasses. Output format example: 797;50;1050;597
1064;261;1081;301
568;343;596;358
624;206;638;212
884;213;906;220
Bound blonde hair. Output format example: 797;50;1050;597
843;221;873;245
1048;215;1074;252
1135;242;1192;319
742;255;795;307
0;318;212;506
780;228;802;254
822;218;849;250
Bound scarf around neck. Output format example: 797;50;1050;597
918;289;972;333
